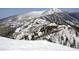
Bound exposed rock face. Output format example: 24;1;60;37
0;8;79;49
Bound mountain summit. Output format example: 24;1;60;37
42;8;63;15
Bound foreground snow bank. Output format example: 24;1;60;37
0;37;77;50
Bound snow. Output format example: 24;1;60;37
52;8;62;13
0;8;79;50
12;20;79;48
38;32;43;36
0;37;77;50
42;8;62;15
48;23;58;26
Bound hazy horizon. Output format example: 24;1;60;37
0;8;79;19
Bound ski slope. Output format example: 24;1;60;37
0;37;77;50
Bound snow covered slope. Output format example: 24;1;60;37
0;8;79;49
0;37;77;50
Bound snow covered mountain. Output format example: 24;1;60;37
0;8;79;49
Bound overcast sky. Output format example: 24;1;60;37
0;8;79;19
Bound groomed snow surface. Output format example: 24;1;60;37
0;37;77;51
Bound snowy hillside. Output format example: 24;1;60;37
0;8;79;50
0;37;77;50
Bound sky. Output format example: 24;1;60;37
0;8;79;19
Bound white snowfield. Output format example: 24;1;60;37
0;37;77;50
